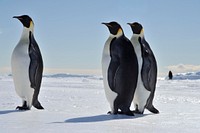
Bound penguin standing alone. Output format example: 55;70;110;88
128;22;159;114
102;21;138;116
11;15;44;110
168;71;173;80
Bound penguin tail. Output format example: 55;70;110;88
146;105;159;114
33;101;44;110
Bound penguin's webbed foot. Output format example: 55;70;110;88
119;110;134;116
107;110;118;115
107;110;134;116
133;109;144;114
125;111;135;116
107;111;112;114
16;106;30;110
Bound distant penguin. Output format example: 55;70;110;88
128;22;159;114
11;15;44;110
168;71;173;80
102;21;138;116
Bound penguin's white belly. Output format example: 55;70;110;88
11;44;34;104
133;75;150;111
102;38;117;111
132;40;150;111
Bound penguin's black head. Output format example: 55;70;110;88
102;21;123;36
13;15;34;28
127;22;143;35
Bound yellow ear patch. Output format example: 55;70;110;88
30;21;34;28
117;28;123;35
140;28;144;34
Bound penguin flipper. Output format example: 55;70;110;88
140;37;157;92
108;59;120;92
28;32;43;90
141;56;152;91
28;32;44;109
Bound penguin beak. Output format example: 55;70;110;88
127;23;134;26
102;22;112;27
13;16;22;20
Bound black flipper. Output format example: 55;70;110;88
28;31;44;109
108;38;119;91
139;37;159;113
140;37;157;92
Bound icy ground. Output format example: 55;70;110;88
0;74;200;133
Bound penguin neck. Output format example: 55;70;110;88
131;34;139;46
19;27;34;43
131;34;143;74
110;29;124;38
131;33;144;44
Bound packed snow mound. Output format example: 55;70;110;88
166;71;200;80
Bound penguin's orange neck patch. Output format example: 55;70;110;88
140;28;144;34
116;28;123;37
30;21;34;28
28;21;34;32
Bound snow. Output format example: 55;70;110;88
0;74;200;133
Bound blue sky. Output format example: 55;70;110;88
1;0;200;76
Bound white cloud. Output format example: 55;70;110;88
166;64;200;73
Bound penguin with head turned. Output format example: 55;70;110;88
127;22;159;114
11;15;44;110
102;21;138;116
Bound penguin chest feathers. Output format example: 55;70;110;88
11;29;34;100
131;36;150;108
131;36;143;71
102;36;118;108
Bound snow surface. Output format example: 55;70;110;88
0;74;200;133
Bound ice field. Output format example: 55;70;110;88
0;73;200;133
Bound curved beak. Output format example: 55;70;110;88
13;16;22;20
127;23;133;26
102;22;111;27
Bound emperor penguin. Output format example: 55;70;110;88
127;22;159;114
11;15;44;110
102;21;138;116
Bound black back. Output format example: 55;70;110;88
108;35;138;112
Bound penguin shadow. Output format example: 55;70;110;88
0;109;22;115
64;113;149;123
